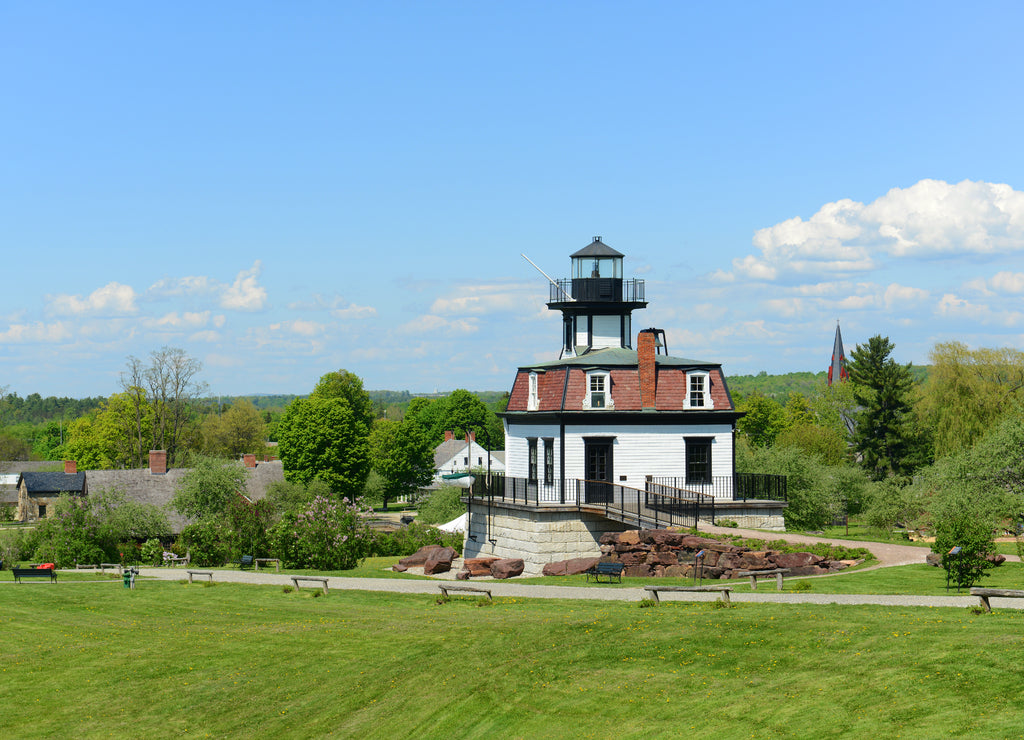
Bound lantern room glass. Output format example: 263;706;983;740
572;256;622;280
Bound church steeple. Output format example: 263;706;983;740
547;237;648;357
828;321;848;386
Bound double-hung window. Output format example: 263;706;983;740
584;371;612;409
685;437;712;485
684;371;714;409
543;438;554;485
527;438;538;483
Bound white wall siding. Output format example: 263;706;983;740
591;315;620;349
505;420;735;498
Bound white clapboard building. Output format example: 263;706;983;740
464;237;786;574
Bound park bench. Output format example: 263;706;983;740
186;570;214;584
736;568;791;590
255;558;281;573
585;562;625;583
164;554;190;567
13;567;57;583
291;576;329;594
970;587;1024;613
438;584;492;601
235;555;254;570
75;563;98;570
100;563;122;575
644;585;732;604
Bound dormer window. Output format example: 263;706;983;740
685;371;714;409
528;372;539;411
584;371;613;410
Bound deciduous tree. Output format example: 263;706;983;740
370;419;434;510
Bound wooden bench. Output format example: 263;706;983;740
75;563;99;570
586;562;625;583
164;554;190;567
255;558;281;573
13;567;56;583
644;585;732;604
438;584;493;601
100;563;122;575
291;576;329;594
186;570;213;584
970;587;1024;613
235;555;254;570
737;568;791;590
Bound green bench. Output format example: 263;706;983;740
586;562;625;583
13;567;57;583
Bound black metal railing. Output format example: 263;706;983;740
734;472;788;501
548;278;645;304
645;479;716;524
647;476;732;502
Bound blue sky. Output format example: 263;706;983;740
4;2;1024;398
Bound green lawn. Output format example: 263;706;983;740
1;580;1022;738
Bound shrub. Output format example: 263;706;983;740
366;523;463;557
179;519;232;567
140;538;164;566
931;485;996;589
415;486;465;526
270;495;372;570
31;496;107;567
716;519;738;528
0;528;28;569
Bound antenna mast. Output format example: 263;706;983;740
521;254;574;302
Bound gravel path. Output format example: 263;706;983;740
127;567;1024;611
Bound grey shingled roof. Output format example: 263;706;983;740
570;237;624;259
19;471;87;494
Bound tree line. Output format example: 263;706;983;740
734;335;1024;585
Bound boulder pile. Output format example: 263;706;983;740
392;546;525;579
543;530;860;579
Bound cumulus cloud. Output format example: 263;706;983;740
332;303;377;320
730;179;1024;282
221;261;267;311
48;282;137;316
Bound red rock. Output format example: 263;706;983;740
772;552;824;569
464;557;500;577
398;545;448;568
624;564;652;577
490;558;524;579
647;550;679;567
618;530;641;546
456;571;470;580
423;547;457;575
619;551;647;566
542;557;600;576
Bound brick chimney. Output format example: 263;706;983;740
466;431;475;443
64;460;77;475
243;454;257;468
638;329;657;410
444;430;454;442
149;450;167;475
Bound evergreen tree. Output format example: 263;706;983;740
847;335;926;480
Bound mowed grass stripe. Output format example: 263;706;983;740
1;581;1022;739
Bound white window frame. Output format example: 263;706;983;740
583;371;614;410
684;371;714;409
527;372;539;411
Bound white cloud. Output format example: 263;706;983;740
269;319;324;337
142;311;212;330
987;271;1024;295
148;275;217;298
332;303;377;320
189;330;222;342
936;293;1024;327
430;283;535;316
221;261;267;311
729;179;1024;282
48;282;137;316
0;321;73;343
399;315;479;335
883;283;929;308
